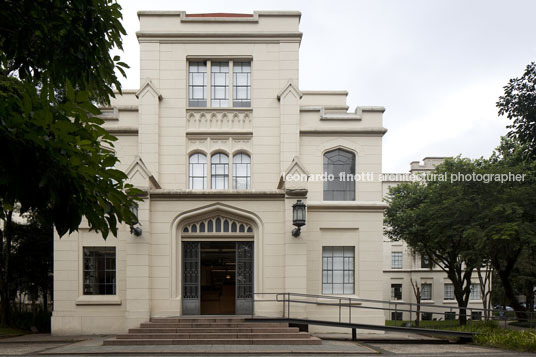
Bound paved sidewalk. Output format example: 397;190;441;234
0;332;531;356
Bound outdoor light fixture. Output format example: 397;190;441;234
130;224;142;237
292;200;306;237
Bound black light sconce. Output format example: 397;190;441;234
129;205;142;237
292;200;306;237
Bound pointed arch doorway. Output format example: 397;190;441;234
181;216;254;315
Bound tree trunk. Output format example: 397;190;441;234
499;269;526;320
0;210;13;327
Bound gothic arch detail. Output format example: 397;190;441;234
182;215;253;234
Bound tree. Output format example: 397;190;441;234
385;158;488;325
0;1;140;327
497;62;536;159
472;138;536;318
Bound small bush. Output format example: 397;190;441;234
8;310;51;333
475;329;536;352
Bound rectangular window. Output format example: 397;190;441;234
391;312;403;321
391;252;402;269
421;254;432;268
322;246;354;295
188;61;207;107
188;60;251;108
444;283;454;300
391;283;402;300
471;311;482;320
83;247;116;295
233;61;251;107
422;312;433;321
421;283;432;300
445;311;456;320
470;284;481;300
211;62;229;107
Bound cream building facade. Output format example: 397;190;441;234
382;158;486;321
52;11;388;335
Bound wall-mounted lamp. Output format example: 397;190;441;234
130;224;142;237
292;200;306;237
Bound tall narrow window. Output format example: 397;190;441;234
421;254;432;268
391;252;403;269
421;283;432;300
83;247;116;295
391;283;402;300
470;284;481;300
233;153;251;189
322;246;354;294
188;61;207;107
233;61;251;107
444;283;454;300
211;62;229;107
189;153;207;189
323;149;355;201
211;153;229;189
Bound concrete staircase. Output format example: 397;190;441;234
104;317;322;345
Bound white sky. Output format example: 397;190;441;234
116;0;536;172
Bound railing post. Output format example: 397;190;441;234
450;307;453;330
349;298;351;324
339;298;342;323
282;294;285;318
288;293;291;320
409;302;413;328
395;303;398;327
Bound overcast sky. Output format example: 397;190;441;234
116;0;536;172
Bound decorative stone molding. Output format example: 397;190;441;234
186;109;252;131
182;216;254;235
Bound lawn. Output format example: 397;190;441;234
385;319;536;352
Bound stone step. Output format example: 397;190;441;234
104;337;322;346
150;317;246;323
117;332;312;340
129;327;300;334
139;322;287;328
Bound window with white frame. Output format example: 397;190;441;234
211;62;229;107
421;283;432;300
188;60;251;108
188;61;207;107
391;283;402;300
211;153;229;189
391;252;403;269
444;283;454;300
233;153;251;189
189;153;207;189
83;247;116;295
322;246;354;294
233;61;251;107
470;284;481;300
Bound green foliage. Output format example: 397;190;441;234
0;79;141;238
497;62;536;159
474;328;536;352
0;0;128;104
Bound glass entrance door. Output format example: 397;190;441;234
182;241;253;315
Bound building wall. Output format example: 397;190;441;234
52;11;387;334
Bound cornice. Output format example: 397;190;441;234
150;189;285;200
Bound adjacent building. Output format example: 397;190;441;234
382;157;486;321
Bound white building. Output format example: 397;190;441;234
52;11;388;335
382;157;486;321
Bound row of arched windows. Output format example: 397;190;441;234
188;148;356;200
189;152;251;190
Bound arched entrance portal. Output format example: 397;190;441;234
180;215;254;315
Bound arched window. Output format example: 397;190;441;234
233;153;251;189
211;153;229;189
323;149;355;201
189;153;207;189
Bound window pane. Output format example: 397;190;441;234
322;246;355;295
83;247;116;296
233;154;251;189
323;149;356;201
